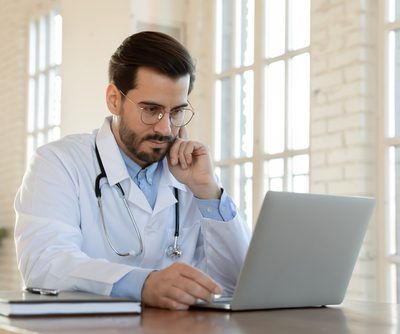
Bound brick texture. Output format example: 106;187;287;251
310;0;378;301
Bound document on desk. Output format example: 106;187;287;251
0;291;141;316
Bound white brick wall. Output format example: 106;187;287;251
0;0;130;290
311;0;378;301
0;0;58;290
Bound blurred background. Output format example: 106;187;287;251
0;0;398;304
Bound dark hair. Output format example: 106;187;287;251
108;31;196;95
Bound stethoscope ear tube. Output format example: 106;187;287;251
94;143;106;198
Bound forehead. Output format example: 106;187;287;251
133;67;190;97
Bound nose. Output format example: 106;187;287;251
153;112;172;136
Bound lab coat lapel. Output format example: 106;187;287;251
153;159;186;216
126;179;152;213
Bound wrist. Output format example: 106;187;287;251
191;183;222;200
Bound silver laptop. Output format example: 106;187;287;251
195;191;375;311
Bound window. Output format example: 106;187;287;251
214;0;310;228
27;10;62;163
384;0;400;303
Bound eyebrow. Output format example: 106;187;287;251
138;101;189;110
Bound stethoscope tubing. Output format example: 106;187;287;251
94;142;181;258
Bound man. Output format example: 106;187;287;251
14;31;251;310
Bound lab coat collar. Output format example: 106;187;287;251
95;117;130;187
95;117;187;215
152;159;187;216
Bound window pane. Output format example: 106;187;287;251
54;14;62;65
235;163;253;228
38;15;48;71
268;158;284;177
48;126;60;142
29;21;37;75
49;12;62;66
27;78;36;132
235;70;253;157
26;135;35;164
289;53;310;150
215;78;233;160
292;154;309;175
48;70;61;126
265;61;285;154
37;132;45;148
216;165;233;197
388;30;400;137
292;175;309;193
389;0;400;22
265;0;285;58
290;155;309;192
236;0;254;67
395;146;400;256
270;178;283;191
389;147;397;257
391;265;400;304
264;159;284;193
216;0;234;72
289;0;310;50
37;74;46;130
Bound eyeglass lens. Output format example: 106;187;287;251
140;105;194;127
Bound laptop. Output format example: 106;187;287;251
195;191;375;311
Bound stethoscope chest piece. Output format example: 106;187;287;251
166;236;182;259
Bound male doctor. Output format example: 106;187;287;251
14;31;251;310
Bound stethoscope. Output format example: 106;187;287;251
94;143;182;259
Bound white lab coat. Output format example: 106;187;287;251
14;117;251;297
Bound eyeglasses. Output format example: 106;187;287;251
119;90;195;127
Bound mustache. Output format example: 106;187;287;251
142;134;176;142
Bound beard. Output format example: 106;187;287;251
118;115;176;165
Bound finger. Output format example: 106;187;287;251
174;276;214;302
169;138;183;166
180;141;195;166
178;126;189;140
167;285;198;305
177;141;192;169
179;264;221;294
160;296;189;311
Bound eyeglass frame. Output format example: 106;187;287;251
119;90;195;127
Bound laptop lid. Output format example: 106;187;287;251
227;191;374;310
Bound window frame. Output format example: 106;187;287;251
378;0;400;303
27;9;62;164
212;0;311;226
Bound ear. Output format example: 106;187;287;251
106;83;122;116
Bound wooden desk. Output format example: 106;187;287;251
0;301;398;334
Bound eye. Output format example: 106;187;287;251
141;104;162;115
171;108;184;117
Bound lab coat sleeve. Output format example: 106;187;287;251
14;146;135;296
199;211;252;297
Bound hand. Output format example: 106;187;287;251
168;127;221;199
141;262;221;310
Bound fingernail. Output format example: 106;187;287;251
214;286;221;294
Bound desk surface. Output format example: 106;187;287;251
0;301;398;334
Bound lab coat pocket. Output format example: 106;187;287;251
165;222;202;265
